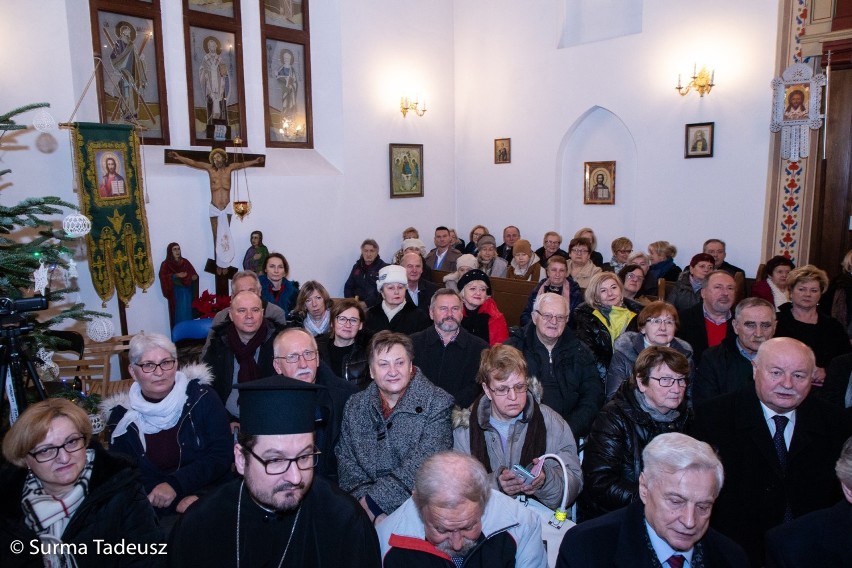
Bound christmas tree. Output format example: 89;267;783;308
1;103;105;346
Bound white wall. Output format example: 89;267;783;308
1;0;779;342
453;0;779;274
0;0;455;339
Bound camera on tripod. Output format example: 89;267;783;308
1;293;50;423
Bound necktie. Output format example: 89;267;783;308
772;414;794;522
667;554;686;568
772;415;789;470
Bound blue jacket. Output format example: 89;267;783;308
258;274;299;312
104;363;234;514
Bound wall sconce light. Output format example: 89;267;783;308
676;64;715;97
400;96;426;117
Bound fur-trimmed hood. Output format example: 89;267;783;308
452;375;543;428
100;362;214;416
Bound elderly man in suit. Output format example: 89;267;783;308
765;434;852;567
556;433;748;568
692;337;851;566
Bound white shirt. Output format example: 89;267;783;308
759;401;796;449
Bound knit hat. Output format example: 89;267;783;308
513;239;532;257
377;264;407;290
456;254;478;271
457;269;492;296
477;234;497;248
401;238;427;255
690;253;715;268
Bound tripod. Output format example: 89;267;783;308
0;314;48;423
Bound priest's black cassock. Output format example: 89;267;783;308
168;475;380;567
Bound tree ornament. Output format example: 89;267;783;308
67;258;78;278
62;213;92;238
35;347;58;379
86;317;114;342
32;109;57;132
33;261;49;295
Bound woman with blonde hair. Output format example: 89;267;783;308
643;241;681;294
1;399;161;565
463;224;490;256
775;264;851;384
573;271;643;379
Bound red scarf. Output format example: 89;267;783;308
227;320;269;383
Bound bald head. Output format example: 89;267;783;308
753;337;815;414
273;328;319;383
402;251;424;285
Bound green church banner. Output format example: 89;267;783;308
72;122;154;305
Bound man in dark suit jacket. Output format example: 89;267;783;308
676;271;736;365
692;337;851;567
557;433;748;568
694;297;776;405
765;435;852;568
496;225;520;262
401;251;438;313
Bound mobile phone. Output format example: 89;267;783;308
511;464;536;484
528;459;544;478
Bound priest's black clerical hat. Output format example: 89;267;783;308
235;375;325;435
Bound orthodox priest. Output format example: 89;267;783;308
168;376;381;567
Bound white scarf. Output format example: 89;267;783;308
111;372;189;450
766;278;789;311
304;309;330;337
22;448;96;567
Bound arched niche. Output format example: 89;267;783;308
556;106;639;250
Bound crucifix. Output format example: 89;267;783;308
165;145;264;296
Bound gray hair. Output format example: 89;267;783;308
533;291;568;314
642;433;724;497
734;297;775;319
273;327;318;355
129;332;177;365
231;271;261;296
836;436;852;487
429;288;462;309
413;451;490;514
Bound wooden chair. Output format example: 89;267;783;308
734;271;746;305
84;334;136;380
84;378;134;398
54;357;108;387
657;278;676;302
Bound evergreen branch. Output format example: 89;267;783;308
0;102;50;131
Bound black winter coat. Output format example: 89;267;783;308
343;256;389;309
202;318;282;417
577;384;690;522
316;330;372;389
693;333;754;405
0;444;163;567
364;301;430;336
572;299;642;381
505;323;602;438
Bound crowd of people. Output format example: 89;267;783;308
3;224;852;567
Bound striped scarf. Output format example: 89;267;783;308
22;448;96;566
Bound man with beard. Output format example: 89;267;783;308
272;328;356;482
169;376;381;567
411;289;488;407
377;451;546;568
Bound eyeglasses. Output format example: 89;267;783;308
570;249;590;255
29;436;86;463
274;350;318;364
648;376;687;388
135;359;177;373
488;382;528;396
247;448;321;475
335;316;360;326
535;310;568;324
625;273;644;282
645;317;675;327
